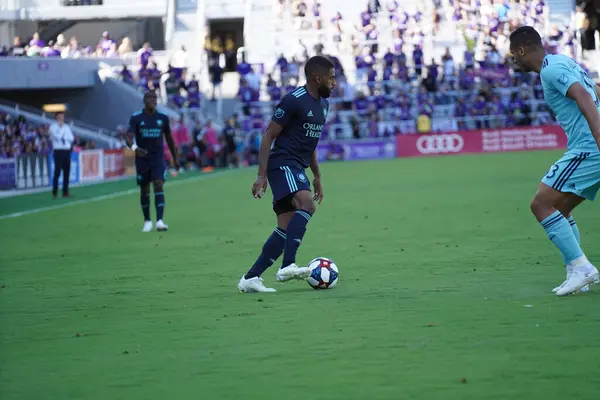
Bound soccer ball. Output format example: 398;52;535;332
306;257;339;289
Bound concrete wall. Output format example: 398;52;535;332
0;0;168;20
0;58;99;89
204;0;245;19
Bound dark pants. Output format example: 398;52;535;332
53;149;71;195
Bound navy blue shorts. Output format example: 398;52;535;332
136;157;166;186
267;165;311;214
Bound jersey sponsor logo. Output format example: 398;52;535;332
307;110;314;117
274;108;285;119
141;128;162;138
416;134;464;154
303;123;324;138
557;74;568;85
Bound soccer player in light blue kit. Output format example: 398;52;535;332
509;26;600;296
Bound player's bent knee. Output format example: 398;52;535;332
153;181;164;192
141;184;151;196
292;190;315;213
530;194;549;216
303;201;316;215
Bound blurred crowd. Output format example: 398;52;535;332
232;0;597;138
0;113;95;159
2;0;599;165
0;31;135;59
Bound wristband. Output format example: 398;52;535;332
131;143;138;152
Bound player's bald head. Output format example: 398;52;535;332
143;90;158;110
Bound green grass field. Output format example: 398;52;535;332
1;150;599;400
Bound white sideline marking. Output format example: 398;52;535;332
0;169;238;221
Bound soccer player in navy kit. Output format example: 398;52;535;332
238;56;336;293
126;91;179;232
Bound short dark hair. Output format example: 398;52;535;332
304;55;335;78
509;26;543;50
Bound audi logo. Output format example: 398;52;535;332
416;134;465;154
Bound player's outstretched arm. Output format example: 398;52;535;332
310;150;323;204
567;83;600;150
252;121;283;199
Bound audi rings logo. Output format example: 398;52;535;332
416;134;464;154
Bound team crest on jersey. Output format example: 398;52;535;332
557;74;568;85
157;119;163;127
274;108;285;119
323;107;328;117
297;173;307;183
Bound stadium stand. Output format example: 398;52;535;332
0;0;599;172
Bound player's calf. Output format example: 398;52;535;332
140;183;151;224
152;180;167;228
280;190;315;270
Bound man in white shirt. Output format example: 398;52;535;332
49;112;75;198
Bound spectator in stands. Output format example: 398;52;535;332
9;36;25;56
118;37;133;56
171;115;190;171
186;75;202;109
105;42;118;58
61;37;81;59
238;78;257;116
49;112;75;198
138;42;153;69
170;45;188;77
209;60;224;101
198;120;221;167
120;65;135;85
97;31;115;56
222;117;240;168
29;32;44;48
42;41;62;57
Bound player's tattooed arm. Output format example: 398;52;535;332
310;151;323;204
567;83;600;149
163;118;180;169
252;121;283;199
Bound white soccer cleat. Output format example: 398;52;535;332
556;264;599;296
142;221;153;232
238;275;276;293
553;264;595;293
156;220;168;232
276;263;312;282
553;265;572;293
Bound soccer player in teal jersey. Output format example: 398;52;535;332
510;26;600;296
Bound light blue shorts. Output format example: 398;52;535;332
542;152;600;201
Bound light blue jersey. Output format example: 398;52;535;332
540;54;600;154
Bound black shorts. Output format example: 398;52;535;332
267;165;311;215
136;157;166;185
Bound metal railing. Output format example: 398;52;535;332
0;101;121;148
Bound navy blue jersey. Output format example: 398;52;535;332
269;86;329;169
128;110;171;157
